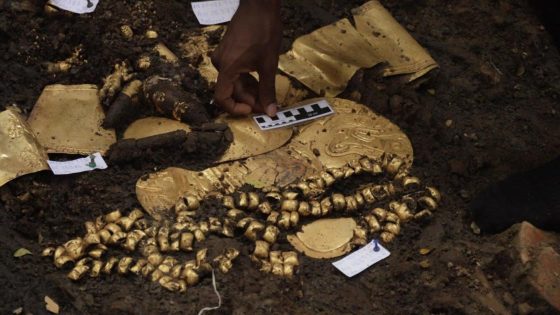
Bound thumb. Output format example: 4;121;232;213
258;57;278;117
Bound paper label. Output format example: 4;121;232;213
191;0;239;25
47;153;107;175
48;0;99;14
332;240;390;277
253;99;335;131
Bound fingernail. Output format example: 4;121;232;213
265;103;277;117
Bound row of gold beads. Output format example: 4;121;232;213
43;207;240;292
250;246;300;279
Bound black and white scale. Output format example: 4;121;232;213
253;99;334;130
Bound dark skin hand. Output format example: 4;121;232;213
211;0;282;116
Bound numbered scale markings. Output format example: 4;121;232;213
253;99;334;130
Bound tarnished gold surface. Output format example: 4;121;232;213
0;108;49;188
27;85;116;155
123;117;192;140
295;98;413;168
278;0;437;97
216;114;293;163
352;1;437;81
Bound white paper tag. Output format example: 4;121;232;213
253;99;335;131
191;0;239;25
332;240;390;277
47;153;107;175
48;0;99;14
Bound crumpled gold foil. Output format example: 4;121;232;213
216;114;293;163
27;84;116;155
123;117;192;140
294;98;413;168
287;218;357;259
0;108;49;187
278;0;437;97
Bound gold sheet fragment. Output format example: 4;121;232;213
294;98;413;168
278;0;438;97
0;108;49;187
123;117;192;140
27;85;116;155
279;18;382;97
216;115;293;163
352;1;438;81
288;218;357;259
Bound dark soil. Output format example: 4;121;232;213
1;0;560;314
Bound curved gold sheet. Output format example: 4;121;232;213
0;108;49;187
288;218;357;259
123;117;191;140
216;115;293;163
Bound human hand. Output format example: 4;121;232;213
211;0;282;116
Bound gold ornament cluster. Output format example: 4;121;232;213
43;154;440;293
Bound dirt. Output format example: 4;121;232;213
1;0;560;314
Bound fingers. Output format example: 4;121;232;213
214;72;252;116
257;55;279;117
233;74;258;107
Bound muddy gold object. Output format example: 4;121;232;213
0;108;49;188
154;43;179;63
216;114;293;163
44;46;83;74
295;98;413;168
145;30;158;39
279;1;437;97
123;117;192;140
143;76;209;124
99;62;133;102
103;80;143;129
27;85;116;155
120;25;134;40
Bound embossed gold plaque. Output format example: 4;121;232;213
294;98;413;168
288;218;357;259
123;117;192;140
0;108;49;187
27;85;116;155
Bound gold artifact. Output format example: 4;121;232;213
0;108;49;188
216;114;293;162
295;98;413;168
136;98;411;214
27;84;117;155
47;154;440;293
99;62;134;102
287;218;357;259
123;117;192;140
278;0;437;97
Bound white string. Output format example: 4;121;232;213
197;270;222;315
